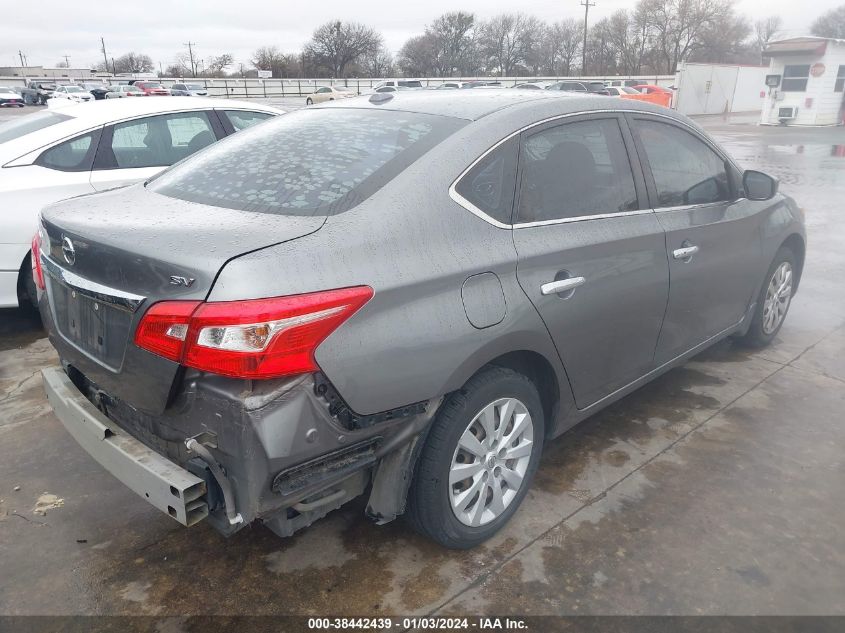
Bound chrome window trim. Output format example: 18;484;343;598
449;108;708;229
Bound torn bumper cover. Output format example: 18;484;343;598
41;366;209;527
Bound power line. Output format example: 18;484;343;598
581;0;595;76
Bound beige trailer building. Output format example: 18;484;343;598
761;36;845;126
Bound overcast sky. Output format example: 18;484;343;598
2;0;842;71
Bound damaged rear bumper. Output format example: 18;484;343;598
42;366;209;527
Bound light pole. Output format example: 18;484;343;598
581;0;595;76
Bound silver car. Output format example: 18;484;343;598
36;91;805;548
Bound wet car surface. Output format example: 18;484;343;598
1;113;844;616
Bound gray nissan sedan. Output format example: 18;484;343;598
35;90;805;549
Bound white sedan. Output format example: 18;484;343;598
305;86;357;105
52;85;95;103
0;97;283;308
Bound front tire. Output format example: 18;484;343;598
306;97;313;105
738;246;797;347
406;366;544;549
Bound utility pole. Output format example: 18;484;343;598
184;42;196;77
581;0;595;76
100;37;110;73
62;54;71;68
18;50;26;67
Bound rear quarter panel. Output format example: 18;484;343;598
210;109;576;419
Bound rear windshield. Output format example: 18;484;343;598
149;108;465;215
0;111;71;144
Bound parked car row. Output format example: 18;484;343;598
512;80;673;106
13;80;217;105
13;89;804;549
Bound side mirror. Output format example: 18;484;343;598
744;170;778;201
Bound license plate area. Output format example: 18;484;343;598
49;278;132;370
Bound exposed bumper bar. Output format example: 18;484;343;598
42;366;209;527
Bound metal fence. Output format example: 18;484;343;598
0;75;675;98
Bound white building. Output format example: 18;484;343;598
760;36;845;126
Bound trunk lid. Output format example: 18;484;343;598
40;184;326;413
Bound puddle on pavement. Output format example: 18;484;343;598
534;364;725;497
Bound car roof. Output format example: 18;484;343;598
314;89;620;120
0;98;284;165
315;88;693;127
59;96;281;121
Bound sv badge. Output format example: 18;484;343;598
169;276;196;287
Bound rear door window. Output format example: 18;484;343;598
633;119;731;207
516;118;639;223
149;108;465;215
106;111;217;169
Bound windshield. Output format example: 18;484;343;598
65;86;85;93
620;87;640;94
140;82;162;88
149;108;465;216
0;111;71;144
186;84;204;90
335;87;353;92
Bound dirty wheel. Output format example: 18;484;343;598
306;97;313;105
406;366;544;549
738;246;796;348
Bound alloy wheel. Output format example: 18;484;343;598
449;397;534;527
762;261;793;335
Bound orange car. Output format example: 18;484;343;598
632;84;673;108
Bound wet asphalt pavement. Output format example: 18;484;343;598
1;112;844;617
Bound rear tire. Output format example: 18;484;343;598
306;97;313;105
18;258;39;313
406;366;544;549
738;247;796;348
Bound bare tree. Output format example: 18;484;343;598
692;11;755;64
811;5;845;39
304;20;383;77
362;46;394;77
98;52;154;74
478;13;537;76
427;12;477;76
397;34;439;77
755;15;782;61
640;0;733;74
251;46;300;78
541;18;582;75
206;53;233;77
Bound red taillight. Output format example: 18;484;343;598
133;300;201;362
31;232;45;290
133;286;373;379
